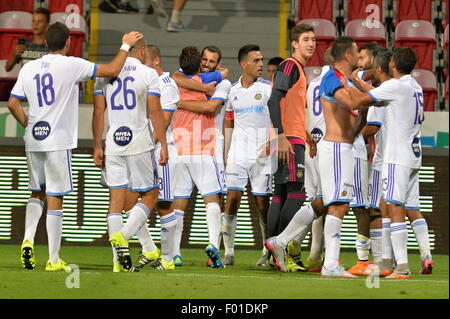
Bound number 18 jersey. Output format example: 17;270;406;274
94;57;161;156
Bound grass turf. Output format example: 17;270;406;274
0;243;448;299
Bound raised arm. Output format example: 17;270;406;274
172;72;216;96
178;99;223;114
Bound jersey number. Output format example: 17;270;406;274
33;73;55;107
413;92;424;125
110;76;136;110
312;86;322;116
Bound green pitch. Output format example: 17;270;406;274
0;244;447;299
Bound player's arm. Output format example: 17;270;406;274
92;93;107;168
148;95;168;165
95;32;143;77
217;67;229;79
5;40;25;72
178;99;223;114
361;124;380;138
7;97;27;127
305;131;317;158
172;72;217;96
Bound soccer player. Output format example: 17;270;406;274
266;37;361;278
92;38;169;272
341;47;428;278
266;23;316;271
266;57;284;81
8;22;143;271
219;45;272;266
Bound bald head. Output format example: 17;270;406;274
324;47;334;66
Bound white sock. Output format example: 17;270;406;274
46;210;63;264
309;215;324;261
221;214;237;256
369;228;382;263
24;198;44;243
107;213;123;263
410;218;431;260
206;202;221;249
382;218;393;260
390;222;408;265
276;203;317;248
173;210;184;257
356;234;370;261
160;212;177;263
323;214;342;270
121;203;150;241
135;222;156;253
170;9;181;23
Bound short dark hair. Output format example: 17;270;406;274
147;44;161;58
331;36;356;62
34;7;51;23
238;44;260;63
392;47;417;75
46;22;70;51
290;23;315;42
358;41;380;56
179;46;201;75
268;57;284;66
373;48;392;74
201;45;222;62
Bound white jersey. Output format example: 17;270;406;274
366;105;386;170
369;75;423;169
94;57;160;156
226;77;272;160
11;54;96;152
157;71;179;146
211;79;232;156
306;65;328;143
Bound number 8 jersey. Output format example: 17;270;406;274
11;54;97;152
94;57;161;156
306;65;329;144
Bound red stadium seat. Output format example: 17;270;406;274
0;0;34;13
296;0;337;23
304;66;323;84
50;12;87;57
395;20;436;70
344;0;387;24
48;0;84;14
344;19;387;47
298;19;336;67
0;11;33;59
0;60;20;101
444;25;449;52
411;69;438;111
393;0;435;23
442;0;448;28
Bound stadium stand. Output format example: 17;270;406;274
48;0;84;14
304;66;323;84
50;12;87;58
344;19;387;47
296;0;338;22
411;69;438;111
444;25;449;52
0;0;34;13
393;0;436;24
394;20;436;71
0;60;20;101
0;11;33;60
298;18;336;66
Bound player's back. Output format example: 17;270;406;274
306;66;328;143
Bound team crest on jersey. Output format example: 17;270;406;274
311;128;323;143
32;121;51;140
342;191;348;196
411;137;421;158
254;93;262;100
113;126;133;146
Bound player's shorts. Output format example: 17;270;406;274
154;143;178;202
103;151;158;192
273;139;305;185
318;140;354;206
173;155;222;198
350;157;369;208
382;163;420;208
27;150;73;196
305;148;322;200
225;157;272;196
368;168;383;210
215;148;227;194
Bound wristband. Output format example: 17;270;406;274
120;43;131;52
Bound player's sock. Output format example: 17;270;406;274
278;190;306;233
24;198;44;243
221;213;237;256
170;9;181;24
173;209;184;257
369;228;382;263
381;218;393;260
267;184;286;237
410;218;431;260
356;234;370;261
107;213;123;263
46;210;63;264
390;222;408;265
309;215;324;261
206;202;221;249
121;203;150;241
160;212;177;263
135;222;157;253
323;214;342;270
276;203;317;248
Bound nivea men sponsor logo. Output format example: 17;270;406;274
311;128;323;143
114;126;133;146
411;137;421;158
32;121;51;140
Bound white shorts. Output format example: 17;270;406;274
154;144;178;202
318;140;354;206
215;149;227;194
173;155;222;198
382;163;420;208
27;150;73;196
103;151;158;192
368;168;383;210
305;151;322;200
350;157;369;208
225;157;272;196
